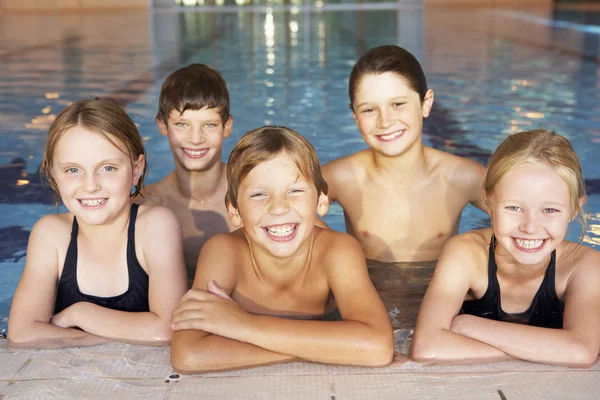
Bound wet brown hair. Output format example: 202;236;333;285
484;129;588;236
156;64;230;124
226;126;328;209
349;45;428;108
40;98;147;197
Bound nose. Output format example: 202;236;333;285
82;172;101;193
189;127;206;145
520;210;540;234
377;107;394;129
268;196;290;216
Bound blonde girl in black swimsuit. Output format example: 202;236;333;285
412;129;600;367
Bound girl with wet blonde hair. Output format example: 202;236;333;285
412;129;600;367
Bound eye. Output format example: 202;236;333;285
288;188;305;195
393;102;405;107
250;192;266;199
505;205;521;212
175;122;188;128
65;167;80;174
361;108;374;114
204;123;218;128
543;208;560;213
102;165;116;172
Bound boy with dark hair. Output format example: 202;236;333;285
138;64;234;281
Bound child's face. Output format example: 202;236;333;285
158;107;232;172
352;72;433;157
52;126;144;225
230;153;328;259
489;162;573;266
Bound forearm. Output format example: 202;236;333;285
68;303;171;345
8;321;108;349
242;317;392;366
171;330;295;373
460;318;598;367
411;328;513;365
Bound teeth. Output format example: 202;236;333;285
378;130;404;141
80;198;106;207
266;224;296;236
184;149;208;157
515;238;545;249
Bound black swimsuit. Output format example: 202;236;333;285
54;204;150;315
461;236;564;328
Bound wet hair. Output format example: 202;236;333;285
349;45;428;108
226;126;328;209
40;98;148;198
484;129;588;237
156;64;230;124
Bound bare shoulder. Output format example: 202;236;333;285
426;147;485;187
314;228;364;267
322;150;370;184
135;178;172;206
562;242;600;278
136;204;179;230
440;229;490;266
31;213;72;240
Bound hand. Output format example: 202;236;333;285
450;314;476;336
170;280;252;342
50;304;81;328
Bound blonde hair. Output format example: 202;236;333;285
40;98;148;198
226;126;328;209
484;129;587;237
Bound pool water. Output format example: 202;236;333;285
1;3;599;335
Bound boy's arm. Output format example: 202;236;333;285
8;216;109;349
172;232;394;368
50;207;188;345
321;160;342;204
171;234;296;373
453;157;488;213
451;249;600;368
411;234;514;364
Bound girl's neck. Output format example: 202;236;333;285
173;160;226;201
245;232;315;288
75;206;131;243
493;241;552;281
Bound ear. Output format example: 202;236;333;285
317;192;329;217
223;116;233;139
227;202;243;227
421;89;434;118
156;118;168;137
351;107;358;125
132;154;145;185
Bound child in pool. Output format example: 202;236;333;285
170;126;394;372
136;64;236;281
322;45;486;263
8;99;188;348
412;130;600;367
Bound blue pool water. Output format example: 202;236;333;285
1;4;599;335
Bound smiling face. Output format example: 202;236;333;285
158;107;232;172
229;152;328;259
52;126;144;226
488;162;574;265
352;72;433;157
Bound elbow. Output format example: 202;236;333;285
7;325;37;348
170;332;211;374
564;346;598;369
359;329;394;367
410;334;441;364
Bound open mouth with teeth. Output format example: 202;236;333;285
78;198;107;209
183;148;209;159
375;129;406;142
262;223;299;242
512;237;548;252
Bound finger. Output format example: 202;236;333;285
170;309;207;326
208;280;231;300
178;288;211;304
171;318;211;332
